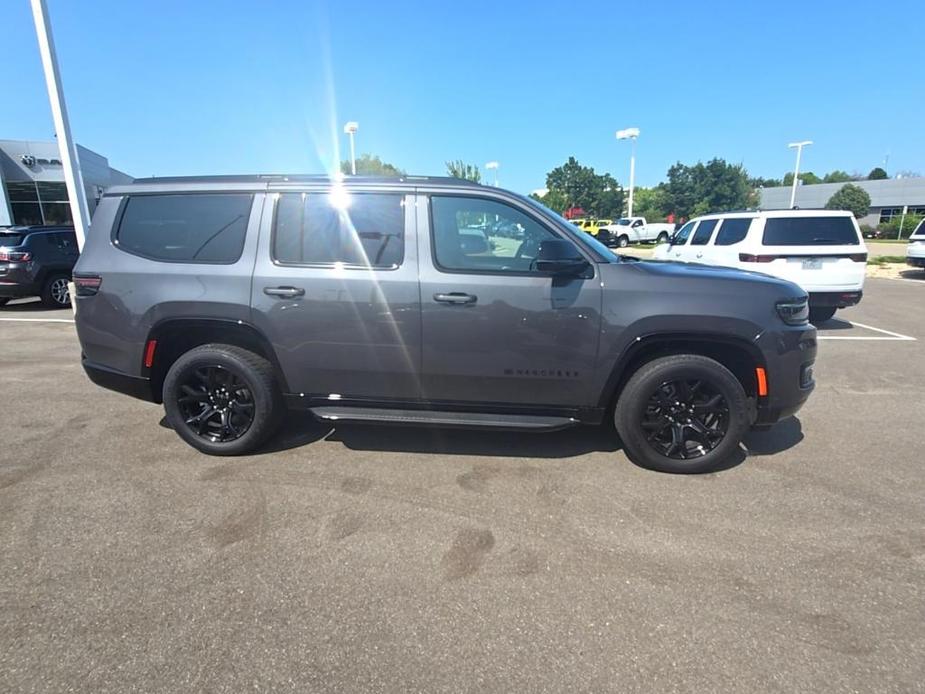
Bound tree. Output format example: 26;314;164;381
748;176;782;188
631;186;669;221
445;160;481;183
340;153;405;177
529;189;568;214
867;167;888;180
823;170;854;183
783;171;822;186
825;183;871;218
661;159;751;219
543;157;624;217
880;213;923;240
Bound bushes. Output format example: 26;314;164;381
879;214;924;240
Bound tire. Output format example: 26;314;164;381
614;354;749;474
162;344;283;456
809;306;836;324
617;235;630;248
656;232;669;244
41;273;71;308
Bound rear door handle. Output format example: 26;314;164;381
264;286;305;298
433;292;477;305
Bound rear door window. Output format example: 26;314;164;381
272;192;404;268
714;218;752;246
116;193;253;262
762;217;859;246
691;219;718;245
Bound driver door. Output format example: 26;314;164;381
417;193;602;408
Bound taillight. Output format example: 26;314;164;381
73;274;102;296
848;253;867;262
0;250;32;262
739;253;776;263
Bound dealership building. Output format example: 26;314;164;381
758;177;925;228
0;139;132;227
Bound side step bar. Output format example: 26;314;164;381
310;406;579;431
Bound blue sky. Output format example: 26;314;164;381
2;0;923;193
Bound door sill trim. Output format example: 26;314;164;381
309;406;580;431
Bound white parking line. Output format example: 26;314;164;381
818;320;915;341
0;317;74;324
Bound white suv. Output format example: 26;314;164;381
906;219;925;271
653;210;867;323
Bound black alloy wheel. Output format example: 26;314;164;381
176;365;255;443
640;378;729;460
614;354;749;474
162;344;282;455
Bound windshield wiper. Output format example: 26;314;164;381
811;238;846;244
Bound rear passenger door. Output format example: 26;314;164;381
702;217;753;268
250;188;421;401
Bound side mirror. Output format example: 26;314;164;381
534;239;590;276
667;233;678;246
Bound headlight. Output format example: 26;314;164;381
776;297;809;325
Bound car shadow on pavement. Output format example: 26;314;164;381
814;318;852;330
899;269;925;280
0;298;65;312
742;416;803;456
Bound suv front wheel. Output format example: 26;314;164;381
163;344;283;455
615;354;749;474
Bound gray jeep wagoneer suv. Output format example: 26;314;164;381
73;175;816;473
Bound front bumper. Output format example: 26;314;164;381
809;290;862;309
83;358;154;402
753;325;817;427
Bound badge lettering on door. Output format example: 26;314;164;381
504;368;580;378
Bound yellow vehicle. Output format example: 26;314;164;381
570;218;612;239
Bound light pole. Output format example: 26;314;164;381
343;121;359;175
616;128;640;217
30;0;90;250
787;140;812;209
485;161;499;187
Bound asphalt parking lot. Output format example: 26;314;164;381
1;277;924;693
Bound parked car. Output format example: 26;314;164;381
653;210;866;323
600;217;676;247
906;219;925;270
0;224;79;308
74;175;816;474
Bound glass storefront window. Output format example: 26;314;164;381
4;181;72;225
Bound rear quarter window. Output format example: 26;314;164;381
762;216;859;246
115;193;253;263
0;233;25;246
714;218;752;246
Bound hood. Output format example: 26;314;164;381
612;258;805;297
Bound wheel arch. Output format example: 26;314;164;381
599;331;764;411
144;318;289;403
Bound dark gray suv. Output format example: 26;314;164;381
74;175;816;473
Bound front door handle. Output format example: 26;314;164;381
434;292;477;305
264;286;305;298
696;252;703;258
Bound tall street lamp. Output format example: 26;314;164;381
343;121;359;175
616;128;640;217
787;140;812;209
485;161;499;187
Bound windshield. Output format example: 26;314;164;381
519;195;620;261
615;218;633;226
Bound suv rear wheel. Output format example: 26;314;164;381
163;344;283;455
615;354;749;473
41;273;71;308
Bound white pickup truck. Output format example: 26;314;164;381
599;217;676;247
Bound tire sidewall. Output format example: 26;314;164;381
618;235;629;248
163;347;279;456
615;357;749;474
